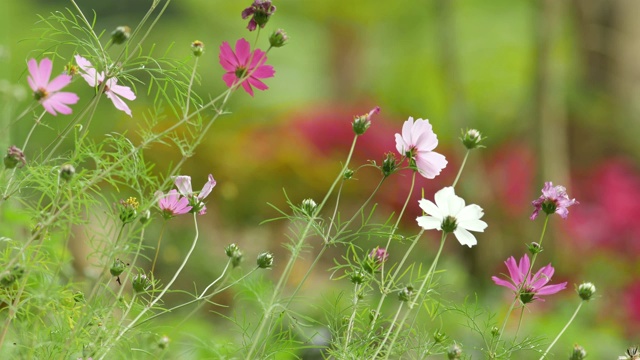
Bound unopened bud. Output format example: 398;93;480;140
118;197;139;224
191;40;204;57
447;343;463;360
577;282;596;301
4;145;26;169
490;326;500;337
111;26;131;45
398;286;413;302
382;152;398;177
225;243;240;258
132;273;151;293
352;106;380;136
139;209;151;224
59;164;75;182
461;128;484;150
433;329;447;343
256;252;274;269
0;265;24;287
343;168;354;180
74;291;85;303
527;242;543;255
570;344;587;360
301;198;317;217
110;259;126;277
269;29;288;48
158;335;170;350
350;270;365;284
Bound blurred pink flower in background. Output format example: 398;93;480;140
75;55;136;116
395;117;448;179
157;189;192;218
492;254;567;304
530;181;578;220
27;58;79;116
219;38;274;96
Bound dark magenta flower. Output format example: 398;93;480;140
241;0;276;31
530;182;578;220
492;254;567;304
219;38;275;97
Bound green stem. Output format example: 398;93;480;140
343;283;361;348
150;220;167;275
539;301;583;359
451;150;470;188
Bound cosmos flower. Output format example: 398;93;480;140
395;117;447;179
174;174;217;215
74;55;136;116
416;186;487;247
219;38;275;96
241;0;276;31
491;254;567;304
530;181;578;220
157;189;192;218
27;58;79;116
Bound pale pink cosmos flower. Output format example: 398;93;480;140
369;247;389;263
174;174;217;215
492;254;567;304
74;55;136;117
530;181;578;220
157;190;192;219
395;117;447;179
27;58;79;116
219;38;275;96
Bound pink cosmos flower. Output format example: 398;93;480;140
491;254;567;304
27;58;79;116
369;247;389;263
174;174;217;215
219;38;275;96
395;117;447;179
530;181;578;220
241;0;276;31
74;55;136;117
157;189;192;218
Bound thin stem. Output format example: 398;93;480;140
150;220;167;275
343;283;361;347
371;302;404;359
184;57;199;118
451;150;470;188
539;301;583;359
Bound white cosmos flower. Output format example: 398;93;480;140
416;186;488;247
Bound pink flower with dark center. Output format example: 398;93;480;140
174;174;217;215
27;58;79;116
395;117;447;179
530;181;578;220
241;0;276;31
157;189;192;218
219;38;275;96
491;254;567;304
74;55;136;117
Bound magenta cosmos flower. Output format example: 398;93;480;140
395;117;447;179
492;254;567;304
241;0;276;31
530;181;578;220
74;55;136;117
157;189;192;219
219;38;275;96
174;174;217;215
27;58;79;116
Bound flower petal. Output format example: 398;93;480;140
47;73;72;92
536;282;567;296
198;174;217;200
453;227;477;247
415;151;447;179
174;176;193;196
247;76;268;91
234;38;252;65
491;276;517;292
418;198;442;218
251;64;275;79
416;215;441;230
219;41;238;71
434;187;455;215
105;91;132;117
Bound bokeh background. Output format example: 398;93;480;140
2;0;640;358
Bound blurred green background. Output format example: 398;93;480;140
2;0;640;358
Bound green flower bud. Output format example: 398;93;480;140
0;265;24;287
73;291;85;303
570;344;587;360
447;343;463;360
527;242;543;255
110;259;127;277
225;243;240;258
132;273;151;293
461;128;484;150
343;168;354;180
59;164;76;182
191;40;204;57
490;326;500;337
269;29;288;48
382;152;397;177
577;282;596;301
139;209;151;224
256;252;274;269
398;285;414;302
111;26;131;45
158;335;170;350
301;198;317;217
118;197;139;224
433;329;447;344
350;270;365;285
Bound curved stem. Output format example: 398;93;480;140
539;301;583;359
150;220;167;275
451;150;470;188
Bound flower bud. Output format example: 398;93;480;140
242;0;276;31
343;168;354;180
447;343;463;360
132;273;151;293
191;40;205;57
269;29;288;48
256;252;274;269
350;270;365;285
0;265;24;287
369;247;389;263
73;291;85;303
118;197;139;224
111;26;131;45
570;344;587;360
64;63;79;76
301;198;317;217
527;242;543;255
490;326;500;337
433;329;447;344
577;282;596;301
110;259;127;277
398;285;414;302
4;145;26;169
231;250;243;268
461;128;483;150
382;152;398;177
139;209;151;224
158;335;170;350
625;346;640;360
352;106;380;136
225;243;240;258
59;164;76;182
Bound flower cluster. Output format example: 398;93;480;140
157;174;216;218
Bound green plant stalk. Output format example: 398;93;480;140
246;135;360;359
493;214;550;353
150;220;167;275
451;149;470;188
371;301;405;359
97;212;200;359
379;232;448;359
343;282;361;348
183;56;199;118
539;301;584;359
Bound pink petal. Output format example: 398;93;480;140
27;59;41;90
536;282;567;296
198;174;217;200
222;72;238;88
108;79;136;101
415;151;447;179
491;276;517;292
504;256;522;285
251;64;275;79
518;255;530;283
41;101;58;116
247;76;268;91
219;41;239;71
47;73;73;92
248;48;267;69
401;117;415;146
234;38;252;65
38;58;53;86
105;91;132;117
394;134;408;155
174;176;193;196
241;79;255;96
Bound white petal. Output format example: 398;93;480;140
454;228;477;247
456;204;484;222
447;191;466;216
174;176;193;196
459;219;488;232
417;216;441;230
434;187;455;214
418;199;442;218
